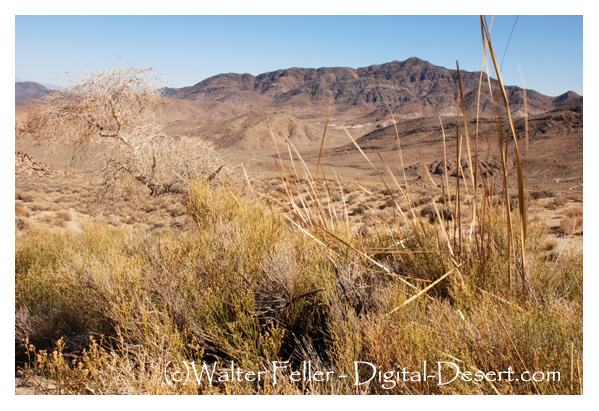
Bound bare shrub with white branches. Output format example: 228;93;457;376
17;66;232;201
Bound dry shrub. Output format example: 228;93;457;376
545;196;568;210
16;191;34;202
15;206;30;217
530;190;556;200
565;207;583;218
17;66;238;204
560;207;583;235
16;218;29;231
55;210;72;222
413;195;432;207
420;203;452;223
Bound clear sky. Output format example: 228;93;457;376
15;14;583;97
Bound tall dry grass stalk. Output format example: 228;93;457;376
267;15;541;315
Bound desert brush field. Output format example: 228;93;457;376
14;18;582;395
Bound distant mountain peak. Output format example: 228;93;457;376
552;91;581;106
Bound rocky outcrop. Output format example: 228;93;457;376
15;151;63;177
429;158;503;178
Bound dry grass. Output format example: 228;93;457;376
15;179;583;394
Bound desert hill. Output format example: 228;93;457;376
15;81;51;102
193;111;345;150
160;98;248;137
317;97;582;184
333;96;582;153
512;96;582;141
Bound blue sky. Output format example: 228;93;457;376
15;15;583;97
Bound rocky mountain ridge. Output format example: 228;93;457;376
169;58;579;122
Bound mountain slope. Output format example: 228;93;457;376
15;81;51;102
194;111;344;150
334;97;582;153
321;97;582;181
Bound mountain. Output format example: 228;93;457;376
15;81;51;102
168;58;579;122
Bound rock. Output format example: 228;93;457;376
15;151;64;177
